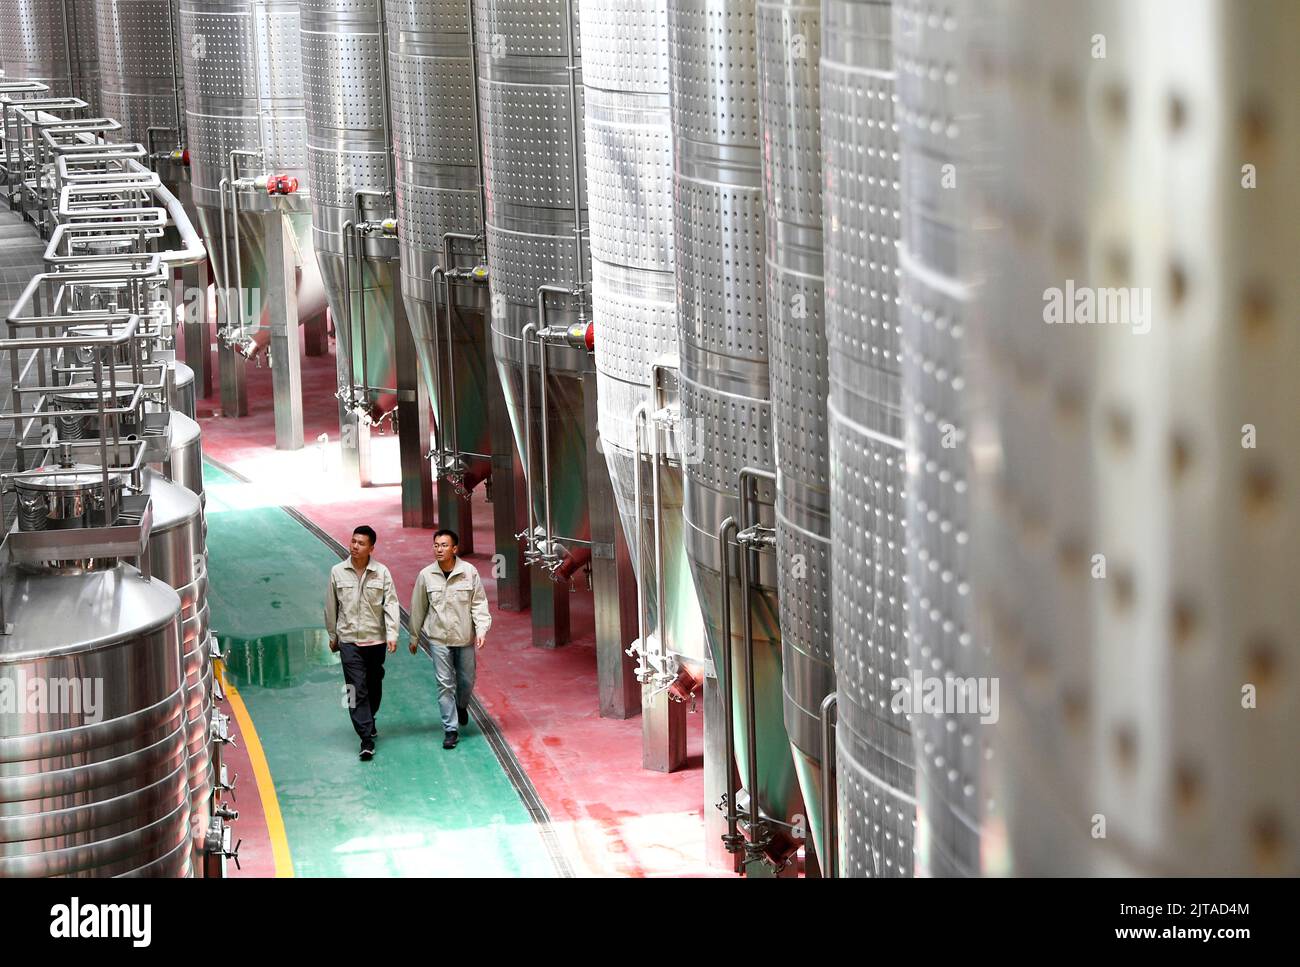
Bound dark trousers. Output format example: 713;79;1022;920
339;642;386;742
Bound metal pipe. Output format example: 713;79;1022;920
537;300;553;555
249;0;270;160
559;0;586;304
429;264;448;466
226;149;262;334
59;0;75;101
463;0;487;229
649;363;668;660
440;231;481;464
354;217;370;408
717;515;742;855
819;692;838;878
340;218;357;407
631;401;650;675
374;0;396;197
520;321;538;552
351;189;395;411
163;0;184;148
532;283;576;558
738;464;776;864
740;487;760;856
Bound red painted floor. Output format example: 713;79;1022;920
190;328;722;877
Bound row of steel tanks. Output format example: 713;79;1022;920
964;0;1299;876
821;0;1300;878
0;81;237;875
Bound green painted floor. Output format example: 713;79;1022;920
203;462;557;878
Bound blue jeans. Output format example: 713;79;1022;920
432;644;476;732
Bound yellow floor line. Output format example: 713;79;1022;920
219;660;295;878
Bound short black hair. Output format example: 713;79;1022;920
353;525;377;545
433;528;459;547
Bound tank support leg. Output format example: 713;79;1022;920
267;212;303;451
584;371;640;718
396;293;436;528
216;251;248;418
488;319;528;612
642;687;686;771
180;260;211;401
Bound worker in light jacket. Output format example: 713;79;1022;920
325;525;400;761
409;528;491;749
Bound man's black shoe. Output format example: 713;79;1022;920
443;730;458;750
359;743;375;761
457;705;469;727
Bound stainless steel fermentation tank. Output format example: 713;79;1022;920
890;0;974;879
95;0;184;156
0;0;100;111
0;561;192;877
580;0;707;769
757;0;835;871
178;0;325;445
300;0;426;499
668;0;802;873
971;0;1300;876
475;0;638;677
822;0;913;878
386;0;503;547
142;468;218;876
94;0;203;399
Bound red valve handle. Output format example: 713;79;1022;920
266;175;298;196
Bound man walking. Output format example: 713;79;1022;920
325;525;400;760
409;529;491;749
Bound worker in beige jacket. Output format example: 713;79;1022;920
408;528;491;749
324;525;400;760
